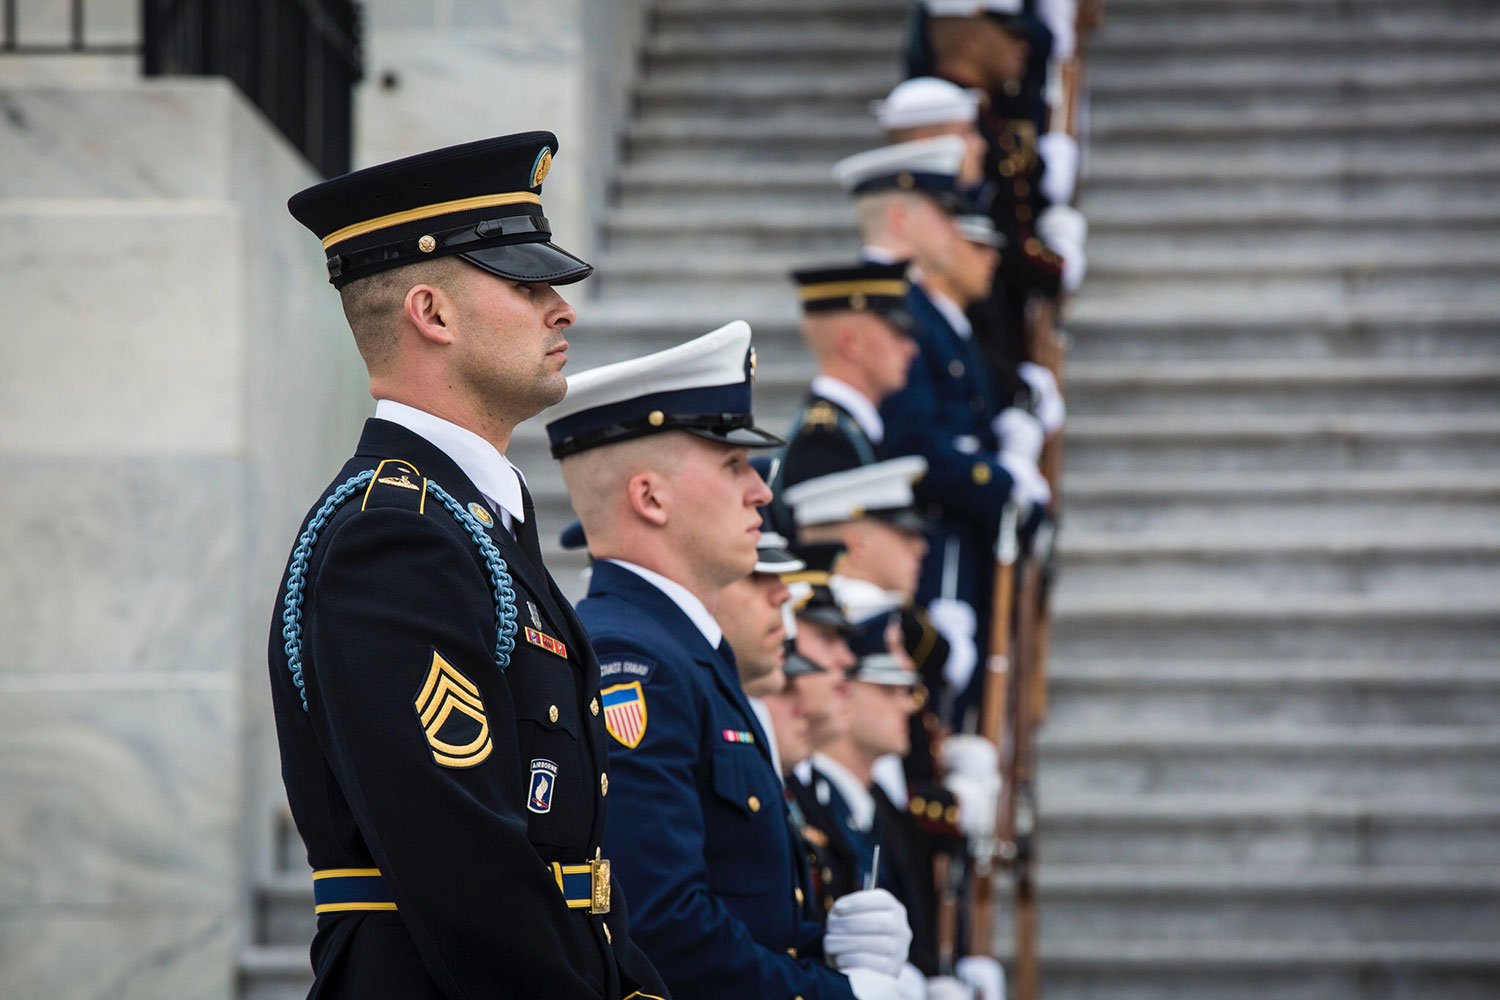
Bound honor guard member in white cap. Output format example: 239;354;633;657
547;323;912;1000
772;261;919;507
872;77;987;190
269;132;668;1000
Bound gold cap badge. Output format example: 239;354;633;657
531;148;553;188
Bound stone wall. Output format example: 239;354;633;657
0;78;367;998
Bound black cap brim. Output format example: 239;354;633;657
798;604;854;632
756;550;805;574
875;303;917;337
683;424;786;450
873;507;930;535
783;651;828;678
461;240;593;286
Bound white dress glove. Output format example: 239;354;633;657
993;407;1046;463
956;955;1006;1000
997;452;1052;515
1017;361;1065;434
847;967;904;1000
942;733;999;779
897;962;928;1000
945;769;1000;841
1036;205;1088;294
926;597;978;693
1037;130;1079;205
925;974;973;1000
825;888;913;979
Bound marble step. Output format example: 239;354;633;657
655;0;905;13
1087;98;1500;138
1088;51;1500;98
1044;660;1500;730
1062;469;1500;536
1015;939;1500;1000
651;4;905;37
1063;357;1500;417
1080;182;1500;227
1037;724;1500;797
1055;534;1500;601
238;946;310;1000
1064;311;1500;362
1050;593;1500;660
993;866;1500;943
1041;794;1500;866
1085;145;1500;185
1091;13;1500;53
255;872;318;950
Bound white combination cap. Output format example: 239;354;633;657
782;455;929;529
871;77;982;130
544;320;783;458
924;0;1023;17
832;135;968;202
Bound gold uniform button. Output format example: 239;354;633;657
590;697;600;716
747;795;761;813
418;234;436;253
927;801;944;821
795;886;805;905
787;947;799;958
548;705;559;723
910;796;927;815
648;410;665;427
946;804;961;824
601;773;609;796
973;462;993;485
949;359;965;378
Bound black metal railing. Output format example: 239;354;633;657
1;0;361;178
1;0;138;53
143;0;363;177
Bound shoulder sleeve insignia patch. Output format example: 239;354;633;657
413;650;492;768
600;681;647;749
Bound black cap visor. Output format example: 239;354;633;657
683;423;786;450
797;603;854;633
783;649;828;678
872;506;930;535
461;240;593;286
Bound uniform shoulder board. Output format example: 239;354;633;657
801;401;838;429
359;458;429;513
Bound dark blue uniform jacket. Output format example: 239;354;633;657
267;418;667;1000
578;561;856;1000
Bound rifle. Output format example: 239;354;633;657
966;503;1020;961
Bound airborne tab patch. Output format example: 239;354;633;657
413;650;492;768
601;681;647;749
524;627;568;660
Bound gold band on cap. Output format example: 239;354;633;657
321;191;543;249
798;279;908;303
780;570;833;586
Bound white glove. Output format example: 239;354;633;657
847;968;904;1000
1037;131;1079;205
1018;361;1065;434
1037;204;1087;249
945;768;1000;841
997;452;1052;514
925;974;973;1000
825;889;913;978
1054;238;1086;293
897;962;928;1000
941;733;999;780
926;598;978;693
956;955;1006;1000
993;407;1046;463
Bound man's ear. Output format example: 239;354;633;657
403;282;458;346
626;470;669;527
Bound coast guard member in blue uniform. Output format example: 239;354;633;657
268;133;667;1000
545;323;913;1000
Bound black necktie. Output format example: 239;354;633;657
516;478;545;569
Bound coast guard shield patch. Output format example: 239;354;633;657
601;681;647;749
528;758;558;814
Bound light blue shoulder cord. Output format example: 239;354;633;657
280;471;519;711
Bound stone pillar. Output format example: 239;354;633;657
0;78;366;998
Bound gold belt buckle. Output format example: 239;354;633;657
589;852;611;915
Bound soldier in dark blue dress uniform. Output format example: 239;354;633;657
545;323;914;1000
772;261;918;498
267;133;667;1000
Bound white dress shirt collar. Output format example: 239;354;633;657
924;287;974;340
604;559;724;648
374;399;525;527
811;374;884;445
861;245;903;265
748;697;784;782
813;752;875;832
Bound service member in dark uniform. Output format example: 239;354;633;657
772;261;918;497
268;132;667;1000
546;323;912;1000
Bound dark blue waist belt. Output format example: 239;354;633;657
313;857;611;915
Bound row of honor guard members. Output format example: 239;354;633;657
542;323;918;1000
